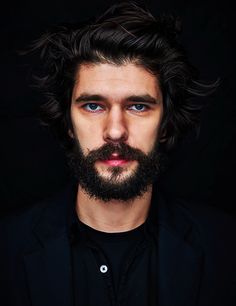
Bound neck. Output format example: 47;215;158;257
75;185;153;233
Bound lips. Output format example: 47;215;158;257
102;159;129;166
100;153;131;166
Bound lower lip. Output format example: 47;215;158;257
102;160;130;166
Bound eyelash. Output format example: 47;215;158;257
83;103;103;112
82;103;150;113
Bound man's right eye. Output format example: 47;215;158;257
82;103;103;112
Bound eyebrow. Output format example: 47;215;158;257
74;93;159;104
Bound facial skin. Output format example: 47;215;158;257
70;62;163;189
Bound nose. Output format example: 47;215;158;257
103;106;128;143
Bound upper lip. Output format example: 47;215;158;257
105;153;127;160
108;153;123;160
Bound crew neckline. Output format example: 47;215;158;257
77;219;146;242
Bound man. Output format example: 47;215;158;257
0;2;235;306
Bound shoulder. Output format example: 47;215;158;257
0;196;51;265
174;198;236;234
170;198;236;258
156;191;236;252
0;200;46;241
169;200;236;304
0;181;77;253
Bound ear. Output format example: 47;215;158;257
159;128;167;143
68;129;74;138
159;136;167;143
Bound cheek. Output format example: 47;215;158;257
128;121;160;153
71;114;103;151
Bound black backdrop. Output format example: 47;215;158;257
0;0;235;215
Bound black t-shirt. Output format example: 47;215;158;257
70;216;158;306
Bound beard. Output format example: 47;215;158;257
68;139;164;202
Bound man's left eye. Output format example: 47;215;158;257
128;104;148;112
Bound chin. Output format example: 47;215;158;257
98;167;134;182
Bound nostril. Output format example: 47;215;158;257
105;135;128;144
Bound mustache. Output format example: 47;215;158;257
84;142;147;163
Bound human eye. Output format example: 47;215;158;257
82;103;104;112
128;104;149;112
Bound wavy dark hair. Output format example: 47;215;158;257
31;1;218;152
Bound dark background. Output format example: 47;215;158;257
0;0;235;215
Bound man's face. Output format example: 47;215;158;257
70;62;164;201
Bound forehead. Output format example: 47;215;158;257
72;63;162;99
